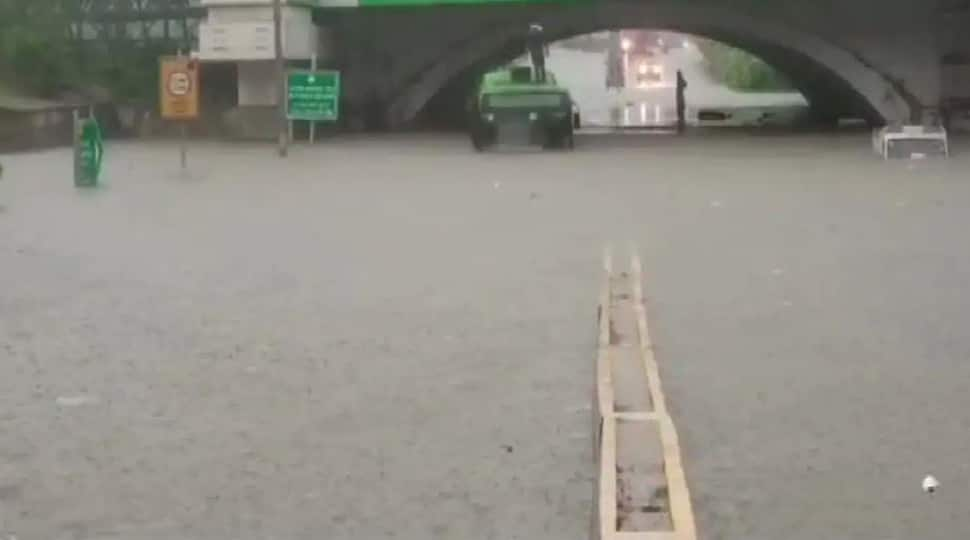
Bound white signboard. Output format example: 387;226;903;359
198;22;275;61
197;13;319;61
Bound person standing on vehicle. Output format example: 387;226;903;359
676;70;688;132
527;23;548;83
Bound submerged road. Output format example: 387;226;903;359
1;133;969;540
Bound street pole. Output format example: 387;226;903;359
73;109;81;184
273;0;288;157
178;49;188;172
622;52;629;89
309;52;317;144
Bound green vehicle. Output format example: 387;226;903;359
469;66;579;151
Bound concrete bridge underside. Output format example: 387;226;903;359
324;0;948;130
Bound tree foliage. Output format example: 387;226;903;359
0;0;194;102
0;0;77;96
696;38;794;93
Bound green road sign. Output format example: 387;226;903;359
288;70;340;122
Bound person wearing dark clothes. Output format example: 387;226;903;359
527;23;548;83
676;70;688;132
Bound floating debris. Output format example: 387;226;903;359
922;474;939;494
55;395;100;407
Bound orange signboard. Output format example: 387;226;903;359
160;57;199;120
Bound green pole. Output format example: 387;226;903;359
75;112;104;187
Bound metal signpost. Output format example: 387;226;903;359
160;53;200;172
274;0;288;157
309;55;319;143
287;65;341;143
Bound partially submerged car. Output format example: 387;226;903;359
469;66;579;151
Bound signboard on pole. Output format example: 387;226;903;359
160;57;200;120
287;70;340;122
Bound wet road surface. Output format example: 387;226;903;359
2;133;969;540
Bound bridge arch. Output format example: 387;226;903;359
385;2;913;128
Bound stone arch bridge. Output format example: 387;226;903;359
193;0;969;132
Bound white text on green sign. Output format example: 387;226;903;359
288;70;340;122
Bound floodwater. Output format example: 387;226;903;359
2;132;969;540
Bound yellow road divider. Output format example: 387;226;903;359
593;247;697;540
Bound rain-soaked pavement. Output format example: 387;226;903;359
2;132;970;540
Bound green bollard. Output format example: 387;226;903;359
74;111;103;187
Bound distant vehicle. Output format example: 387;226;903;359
468;66;578;151
630;55;665;87
615;30;676;88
